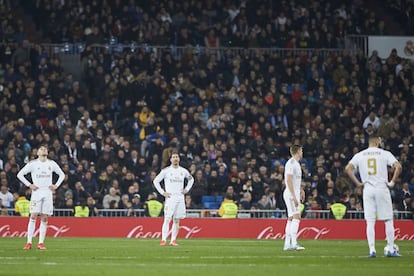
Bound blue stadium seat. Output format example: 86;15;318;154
201;196;220;209
215;196;223;203
202;202;220;209
201;196;215;203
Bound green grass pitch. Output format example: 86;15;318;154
0;238;413;276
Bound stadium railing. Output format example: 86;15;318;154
3;208;412;220
37;42;359;60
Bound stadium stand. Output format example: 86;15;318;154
0;0;413;219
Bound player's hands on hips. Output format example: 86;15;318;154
49;184;58;191
29;184;39;191
163;192;171;198
292;197;299;208
387;181;395;188
181;189;188;194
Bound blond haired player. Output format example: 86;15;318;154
345;135;402;258
283;144;305;251
17;145;65;250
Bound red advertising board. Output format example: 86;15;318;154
1;217;413;240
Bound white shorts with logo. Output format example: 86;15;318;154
283;190;300;217
164;195;186;219
363;185;393;220
30;190;54;216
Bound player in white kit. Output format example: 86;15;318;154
345;135;402;258
153;150;194;246
17;145;65;250
283;144;305;251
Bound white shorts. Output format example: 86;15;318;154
30;190;54;216
283;190;300;217
164;196;186;219
363;186;393;220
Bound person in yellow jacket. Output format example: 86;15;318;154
330;202;347;220
219;193;238;218
14;192;30;217
144;193;164;217
74;198;89;217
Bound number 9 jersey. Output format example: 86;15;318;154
348;147;397;189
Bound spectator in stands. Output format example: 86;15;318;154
397;193;412;219
185;194;198;209
218;192;238;218
102;187;120;209
74;198;89;217
14;191;30;217
2;0;414;222
86;196;100;217
191;169;208;205
144;192;163;217
131;193;143;209
72;181;89;206
0;184;13;208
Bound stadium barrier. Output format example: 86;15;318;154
0;217;413;240
3;208;412;219
37;42;356;59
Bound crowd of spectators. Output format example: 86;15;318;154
0;0;413;219
385;0;414;35
15;0;397;47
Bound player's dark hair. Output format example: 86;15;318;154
39;143;49;150
170;149;179;158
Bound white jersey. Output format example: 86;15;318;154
349;147;397;189
153;165;194;200
17;159;65;193
283;157;302;198
0;190;14;208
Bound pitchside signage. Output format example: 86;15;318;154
1;218;413;240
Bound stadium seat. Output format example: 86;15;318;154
201;196;215;203
201;196;218;209
202;202;221;209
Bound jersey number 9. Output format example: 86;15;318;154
367;158;377;175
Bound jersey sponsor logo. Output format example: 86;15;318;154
36;173;51;178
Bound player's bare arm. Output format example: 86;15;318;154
300;189;305;202
388;161;402;188
345;163;363;187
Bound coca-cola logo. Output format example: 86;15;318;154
394;228;414;240
0;224;70;237
126;225;202;239
257;226;331;240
